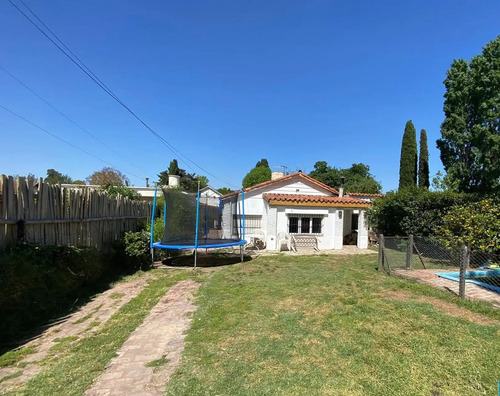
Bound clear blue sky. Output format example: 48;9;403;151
1;1;499;191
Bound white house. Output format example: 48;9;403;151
221;171;381;251
199;186;223;207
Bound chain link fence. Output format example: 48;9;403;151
379;235;500;301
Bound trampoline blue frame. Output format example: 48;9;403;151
149;187;246;251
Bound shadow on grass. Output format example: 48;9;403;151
0;264;135;355
162;253;253;268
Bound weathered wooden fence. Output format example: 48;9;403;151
0;175;152;251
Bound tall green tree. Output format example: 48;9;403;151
309;161;382;194
398;120;418;189
255;159;270;168
437;35;500;193
418;129;430;189
242;166;271;188
45;169;72;185
168;159;180;175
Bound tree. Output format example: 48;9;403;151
217;187;233;195
197;175;209;189
255;159;270;168
242;166;272;188
45;169;72;184
418;129;430;189
309;161;382;194
168;159;180;175
102;185;141;200
437;35;500;193
157;170;169;186
398;120;417;190
157;159;208;192
87;167;129;186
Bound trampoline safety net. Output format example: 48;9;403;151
160;188;243;248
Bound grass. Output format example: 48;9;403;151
3;269;209;396
146;356;169;367
165;255;500;396
0;347;35;368
1;254;499;396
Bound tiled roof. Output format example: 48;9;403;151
221;172;339;198
347;192;384;198
262;193;371;208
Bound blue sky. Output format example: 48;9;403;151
1;1;499;191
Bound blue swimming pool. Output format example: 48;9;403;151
436;269;500;293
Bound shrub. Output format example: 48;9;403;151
367;187;477;236
435;199;500;252
101;184;141;200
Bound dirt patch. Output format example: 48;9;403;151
381;289;499;326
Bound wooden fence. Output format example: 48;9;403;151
0;175;152;252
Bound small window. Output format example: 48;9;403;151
233;215;262;235
289;217;299;233
301;217;310;233
312;217;322;233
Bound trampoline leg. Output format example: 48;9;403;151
150;247;154;263
240;244;244;262
194;248;197;269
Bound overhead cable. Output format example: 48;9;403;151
9;0;239;189
0;103;144;182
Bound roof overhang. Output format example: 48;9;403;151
267;199;370;209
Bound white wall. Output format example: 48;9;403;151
220;175;369;249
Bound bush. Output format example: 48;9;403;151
435;199;500;252
101;184;141;200
367;187;478;236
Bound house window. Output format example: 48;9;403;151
289;217;299;233
233;215;262;235
288;215;323;234
312;217;322;233
301;217;310;233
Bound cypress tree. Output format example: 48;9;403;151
418;129;430;189
398;120;417;189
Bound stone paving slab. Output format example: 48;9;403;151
85;280;200;396
0;275;152;390
392;269;500;308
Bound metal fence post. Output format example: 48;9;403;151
459;244;469;298
378;234;384;272
406;234;414;270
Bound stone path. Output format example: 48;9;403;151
392;269;500;308
85;280;200;396
0;275;152;391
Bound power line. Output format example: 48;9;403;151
9;0;240;189
0;64;149;176
0;103;144;182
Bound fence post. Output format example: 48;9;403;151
406;234;413;270
459;244;469;299
378;234;384;272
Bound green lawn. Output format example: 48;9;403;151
166;254;500;396
2;254;499;396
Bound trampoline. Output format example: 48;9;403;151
150;185;246;267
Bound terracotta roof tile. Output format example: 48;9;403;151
262;193;371;207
